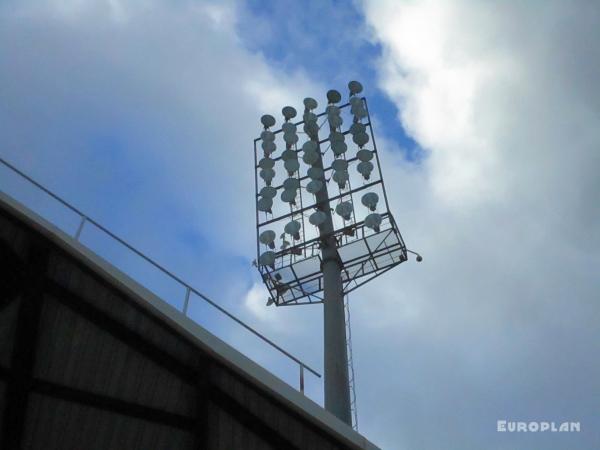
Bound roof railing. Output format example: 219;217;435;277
0;156;321;392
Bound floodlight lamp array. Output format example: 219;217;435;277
254;81;407;305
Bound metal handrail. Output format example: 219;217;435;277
0;156;321;388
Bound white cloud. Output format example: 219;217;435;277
0;0;325;401
351;1;600;448
0;0;323;258
244;282;271;320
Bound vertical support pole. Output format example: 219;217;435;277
183;286;191;316
299;364;305;394
305;100;352;425
322;252;351;424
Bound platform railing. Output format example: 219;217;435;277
0;156;321;392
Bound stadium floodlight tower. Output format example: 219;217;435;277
253;81;420;426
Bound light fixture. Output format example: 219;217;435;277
331;140;348;156
307;179;323;194
259;186;277;199
259;168;275;186
353;107;367;119
284;159;300;175
327;105;341;115
309;210;327;226
282;149;297;161
350;99;367;119
259;230;276;249
259;250;276;269
331;159;348;171
304;111;318;122
282;122;297;134
302;141;317;152
327;105;343;128
329;115;343;128
281;189;297;204
356;149;373;162
259;157;275;169
304;121;319;138
349;97;362;108
350;122;366;136
261;130;275;141
332;170;349;189
326;89;342;104
330;131;344;143
357;161;374;180
284;132;299;145
364;213;382;232
283;177;300;190
284;220;302;240
335;202;353;221
260;114;276;128
282;106;297;121
361;192;379;211
407;249;424;262
307;167;324;180
257;196;273;213
261;140;276;156
353;131;369;148
348;80;363;95
303;97;318;110
303;100;319;139
303;150;319;165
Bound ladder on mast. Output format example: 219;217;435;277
345;294;359;430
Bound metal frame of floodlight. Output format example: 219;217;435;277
254;97;407;307
257;213;407;306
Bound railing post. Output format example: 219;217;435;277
183;286;191;316
300;364;305;394
74;216;87;241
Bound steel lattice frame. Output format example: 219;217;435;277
254;97;407;306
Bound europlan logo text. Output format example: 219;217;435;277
497;420;580;433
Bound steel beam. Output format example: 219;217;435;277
0;243;48;449
32;377;196;430
0;365;196;431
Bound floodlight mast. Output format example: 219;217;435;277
306;95;352;424
254;81;417;429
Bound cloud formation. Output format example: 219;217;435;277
350;1;600;448
1;1;599;449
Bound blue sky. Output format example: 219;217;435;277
238;0;421;159
1;1;599;449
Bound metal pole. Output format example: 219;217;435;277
74;216;87;241
183;286;191;315
310;104;352;425
323;250;351;424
